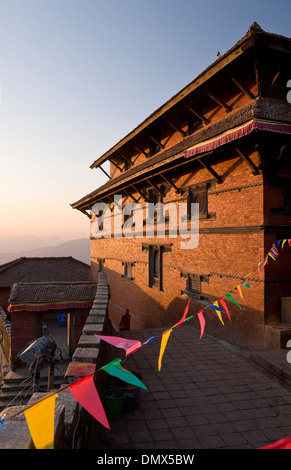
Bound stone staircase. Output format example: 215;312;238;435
0;365;67;412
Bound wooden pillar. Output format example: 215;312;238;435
67;310;76;357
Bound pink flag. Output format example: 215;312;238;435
174;300;190;327
69;374;110;429
197;310;205;339
95;334;141;356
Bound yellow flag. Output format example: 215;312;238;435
24;393;58;449
213;301;224;325
158;329;172;371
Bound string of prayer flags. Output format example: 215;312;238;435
158;328;173;371
24;393;58;449
197;310;206;339
69;374;110;430
95;334;141;356
102;358;147;390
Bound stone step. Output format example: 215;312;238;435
1;376;64;394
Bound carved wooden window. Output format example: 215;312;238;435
187;184;208;219
142;243;171;291
148;189;164;223
180;271;209;301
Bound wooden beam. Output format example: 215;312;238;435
197;158;222;183
123;189;139;203
254;60;261;96
120;152;132;165
99;165;111;179
109;159;123;172
79;208;92;219
132;184;149;201
146;132;164;150
160;174;182;193
184;104;209;125
132;144;148;158
205;90;231;112
227;74;255;99
235;146;259;175
163;118;186;137
146;178;164;195
267;69;281;97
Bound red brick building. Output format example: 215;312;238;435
8;281;97;358
72;24;291;350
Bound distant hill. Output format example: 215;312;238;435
0;238;91;265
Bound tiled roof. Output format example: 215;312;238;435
9;282;97;304
0;257;91;287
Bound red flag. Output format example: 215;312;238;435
174;300;190;327
219;298;231;321
69;374;110;429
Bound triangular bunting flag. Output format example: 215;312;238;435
69;374;110;429
174;300;190;327
208;301;224;325
235;285;244;300
102;358;147;389
95;334;141;356
197;310;205;339
24;393;58;449
219;298;231;321
225;293;242;310
158;329;172;371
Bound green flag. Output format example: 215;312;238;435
102;359;147;390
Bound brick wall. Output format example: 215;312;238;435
90;149;273;349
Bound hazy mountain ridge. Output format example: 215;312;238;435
0;238;91;265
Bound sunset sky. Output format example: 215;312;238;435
0;0;290;246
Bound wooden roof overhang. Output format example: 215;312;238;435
72;95;291;216
71;24;291;216
88;25;291;174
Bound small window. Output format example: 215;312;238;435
122;262;134;281
142;243;171;291
181;271;209;301
148;190;164;223
188;185;208;219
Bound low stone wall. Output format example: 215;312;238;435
0;272;110;449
